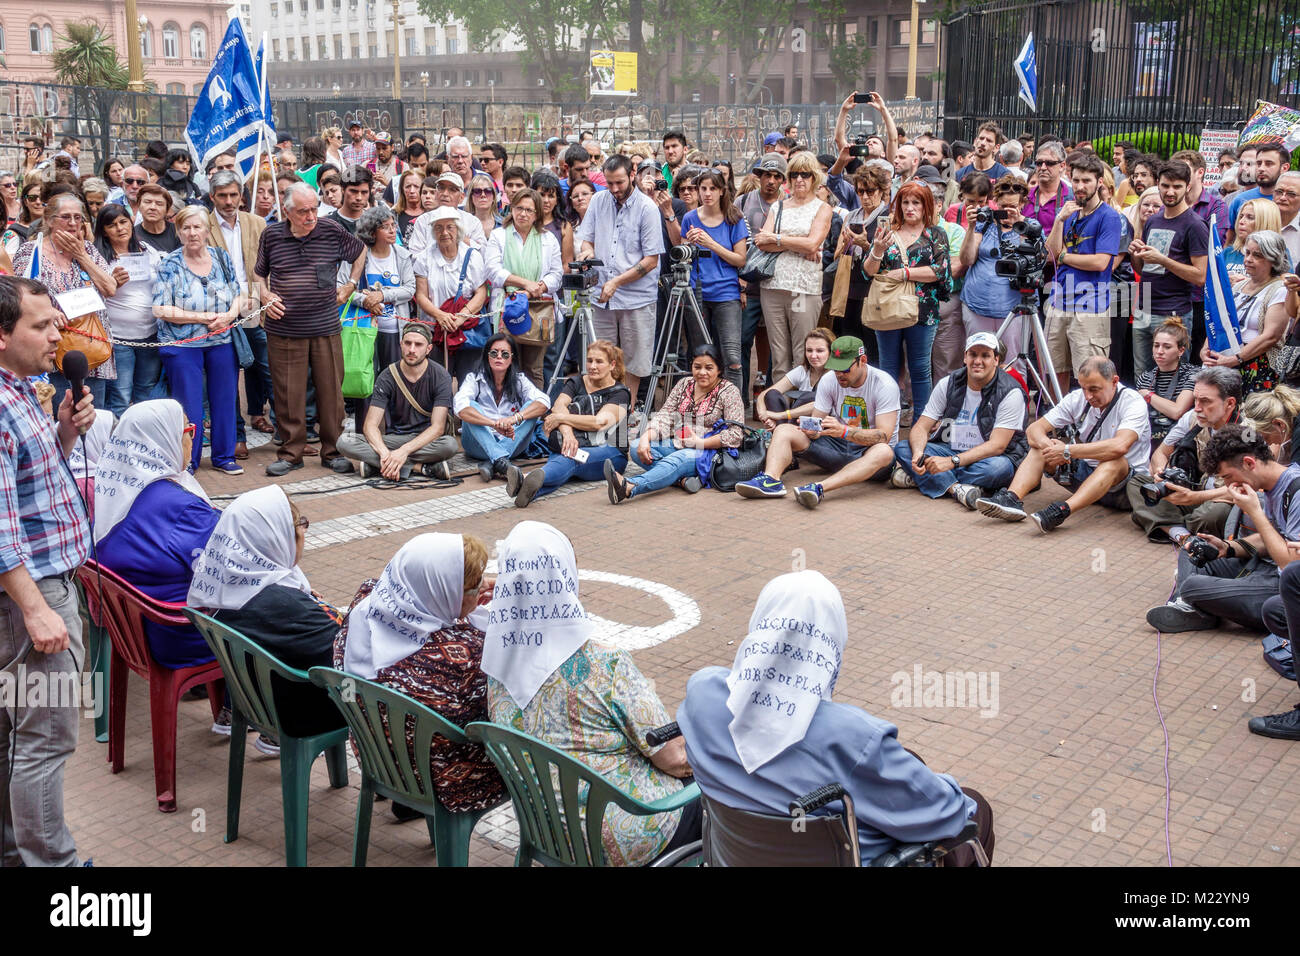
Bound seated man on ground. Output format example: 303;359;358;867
893;332;1027;509
736;335;899;510
978;356;1150;533
677;569;994;866
336;322;457;481
1147;424;1300;633
1125;367;1240;545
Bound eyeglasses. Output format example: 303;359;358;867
488;349;513;359
0;182;16;189
471;187;495;197
678;184;697;192
789;170;815;180
24;193;42;203
183;423;197;438
1274;189;1300;199
1035;158;1062;168
53;214;84;224
123;177;147;185
295;516;310;531
513;207;536;216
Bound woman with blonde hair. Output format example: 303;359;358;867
392;168;426;243
321;126;345;172
1242;384;1300;464
1225;198;1284;281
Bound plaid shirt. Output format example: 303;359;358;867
0;366;90;581
341;140;377;169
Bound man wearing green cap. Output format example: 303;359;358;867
736;335;900;509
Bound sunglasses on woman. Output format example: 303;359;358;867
471;187;495;197
488;349;513;359
789;171;814;180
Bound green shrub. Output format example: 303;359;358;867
1090;130;1201;160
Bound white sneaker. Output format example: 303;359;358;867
889;465;917;489
949;483;982;510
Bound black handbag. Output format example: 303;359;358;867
738;202;783;283
1262;633;1296;682
710;420;770;491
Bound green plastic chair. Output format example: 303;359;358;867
75;577;111;743
465;720;700;867
186;611;349;867
308;666;503;867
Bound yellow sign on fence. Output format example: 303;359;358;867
590;51;637;96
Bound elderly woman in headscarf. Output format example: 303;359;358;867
68;408;114;499
677;569;995;866
188;485;345;738
334;532;504;820
483;521;700;865
93;399;219;669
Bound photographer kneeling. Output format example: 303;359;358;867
977;356;1150;533
1126;367;1240;544
1146;424;1300;633
894;332;1027;508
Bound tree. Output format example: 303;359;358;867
51;20;129;89
828;32;873;90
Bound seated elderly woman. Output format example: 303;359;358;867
604;343;745;503
484;521;700;865
453;330;551;482
188;485;345;739
94;399;219;670
504;340;630;509
677;569;996;866
1203;229;1293;395
335;532;504;820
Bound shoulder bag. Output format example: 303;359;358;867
340;269;379;399
863;235;918;331
707;419;771;491
432;248;480;350
738;201;784;283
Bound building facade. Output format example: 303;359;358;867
0;1;230;93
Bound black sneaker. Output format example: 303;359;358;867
1145;599;1218;633
1030;501;1070;534
328;456;355;474
478;460;495;482
266;459;304;477
976;488;1026;521
423;460;452;480
1248;704;1300;740
505;464;523;497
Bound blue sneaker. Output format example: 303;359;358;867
794;482;823;509
735;472;786;498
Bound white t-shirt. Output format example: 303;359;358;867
1044;386;1151;471
922;374;1026;452
813;365;901;445
785;365;817;392
1233;279;1288;343
364;250;402;332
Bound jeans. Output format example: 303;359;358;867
1130;310;1167;379
160;343;240;470
107;343;166;417
459;401;539;462
236;325;273;443
0;573;84;866
537;445;627;497
702;299;744;391
1174;548;1278;632
876;322;939;414
894;440;1016;498
628;440;701;494
1261;562;1300;690
49;371;108;417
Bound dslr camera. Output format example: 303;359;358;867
562;259;603;291
1139;466;1194;507
992;217;1047;290
1182;535;1221;568
669;243;711;265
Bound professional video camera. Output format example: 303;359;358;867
990;215;1047;291
668;244;712;266
562;259;604;292
849;134;870;158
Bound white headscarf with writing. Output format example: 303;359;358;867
187;486;311;611
342;533;466;680
482;521;591;710
67;409;115;483
725;570;848;773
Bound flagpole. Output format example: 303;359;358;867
252;32;280;221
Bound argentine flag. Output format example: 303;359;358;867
185;19;274;181
1203;214;1243;357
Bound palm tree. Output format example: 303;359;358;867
52;20;130;89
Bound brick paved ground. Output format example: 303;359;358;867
63;433;1300;866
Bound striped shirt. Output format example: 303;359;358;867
341;141;377;169
254;219;364;338
0;366;91;581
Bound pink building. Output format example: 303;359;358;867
0;1;230;94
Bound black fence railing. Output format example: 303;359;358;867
943;0;1300;154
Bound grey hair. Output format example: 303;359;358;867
283;181;320;212
40;193;86;234
209;169;242;193
1079;355;1117;379
1036;141;1067;164
999;140;1023;164
80;177;110;198
1245;229;1290;275
356;204;395;245
447;135;471;156
1194;366;1243;405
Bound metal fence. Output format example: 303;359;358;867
943;0;1300;152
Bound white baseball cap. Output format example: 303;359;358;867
965;331;1004;356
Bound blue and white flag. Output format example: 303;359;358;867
1014;33;1038;112
1203;213;1243;356
185;19;273;180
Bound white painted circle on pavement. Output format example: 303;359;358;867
577;569;700;651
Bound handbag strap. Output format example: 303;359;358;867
386;362;431;419
454;247;474;300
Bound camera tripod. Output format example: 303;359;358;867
997;289;1064;410
642;262;713;412
545;286;599;396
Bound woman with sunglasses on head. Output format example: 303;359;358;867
95;204;165;416
454;331;552;482
671;166;704;213
151;204;247;475
711;160;735;199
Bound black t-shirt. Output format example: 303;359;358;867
557;375;630;448
327;210;359;235
1141;209;1209;316
135;222;180;254
370;360;453;434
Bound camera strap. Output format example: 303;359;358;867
1082;387;1125;444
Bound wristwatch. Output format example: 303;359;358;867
950;455;961;467
1063;445;1073;462
665;214;677;222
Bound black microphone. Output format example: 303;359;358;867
61;350;88;407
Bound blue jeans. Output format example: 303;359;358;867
459;401;538;462
537;445;627;497
628;440;701;494
236;325;273;443
106;343;166;417
49;371;108;416
160;343;240;470
876;322;939;414
894;440;1016;498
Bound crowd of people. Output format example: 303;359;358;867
4;101;1300;868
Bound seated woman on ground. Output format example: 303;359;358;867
756;328;834;430
1134;317;1197;449
336;532;504;820
453;331;551;482
677;569;995;866
604;344;745;503
1242;384;1300;465
483;521;700;865
504;340;631;509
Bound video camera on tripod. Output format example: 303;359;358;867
980;207;1047;291
562;259;604;292
668;243;711;266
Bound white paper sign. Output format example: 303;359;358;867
117;253;153;283
54;286;106;318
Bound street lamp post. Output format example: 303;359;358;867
391;0;403;104
906;0;925;101
125;0;146;92
419;71;429;135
